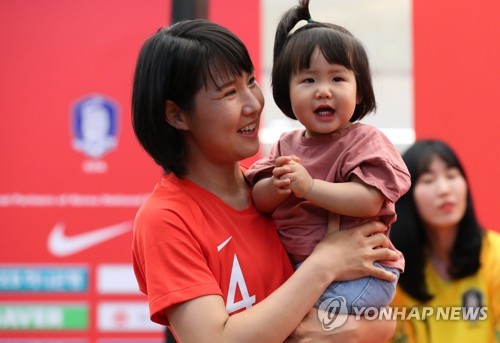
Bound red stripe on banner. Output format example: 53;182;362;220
413;0;500;232
0;0;170;341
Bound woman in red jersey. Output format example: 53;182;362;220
131;19;398;342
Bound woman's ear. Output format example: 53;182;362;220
165;100;189;130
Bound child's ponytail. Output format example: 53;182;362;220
273;0;312;61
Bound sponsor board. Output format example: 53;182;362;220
0;304;88;330
97;264;141;295
0;266;88;293
97;302;162;332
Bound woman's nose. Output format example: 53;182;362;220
435;176;452;194
242;87;264;116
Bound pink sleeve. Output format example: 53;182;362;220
349;159;410;203
341;129;411;203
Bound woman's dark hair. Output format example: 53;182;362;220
132;19;254;177
272;0;376;121
390;139;483;302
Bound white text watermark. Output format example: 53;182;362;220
317;296;488;331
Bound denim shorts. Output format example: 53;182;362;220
295;262;400;314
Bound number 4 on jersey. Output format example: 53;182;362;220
226;254;256;314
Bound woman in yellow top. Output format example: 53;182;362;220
389;139;500;342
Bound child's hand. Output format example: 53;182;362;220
282;161;314;199
274;155;300;167
272;155;301;195
272;155;313;198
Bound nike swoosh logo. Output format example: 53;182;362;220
217;236;232;252
47;221;133;257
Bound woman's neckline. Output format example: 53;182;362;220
165;165;253;211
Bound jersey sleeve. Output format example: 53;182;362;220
132;200;222;326
341;128;411;203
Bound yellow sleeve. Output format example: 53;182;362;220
484;231;500;342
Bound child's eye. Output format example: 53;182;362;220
333;77;344;82
248;76;256;86
302;78;314;84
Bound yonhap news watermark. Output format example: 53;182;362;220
317;296;488;331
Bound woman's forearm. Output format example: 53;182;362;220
168;255;333;342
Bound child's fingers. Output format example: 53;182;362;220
273;177;292;194
275;156;293;166
272;165;291;178
276;187;292;195
273;177;290;189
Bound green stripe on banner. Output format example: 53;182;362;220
64;306;88;329
0;304;88;330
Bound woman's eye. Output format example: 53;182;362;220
418;174;434;184
223;89;236;97
446;168;462;179
248;77;257;88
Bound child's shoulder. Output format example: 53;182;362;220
278;128;305;140
347;123;391;143
350;122;384;135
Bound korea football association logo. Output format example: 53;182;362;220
72;94;119;159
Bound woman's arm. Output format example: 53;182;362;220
166;222;398;343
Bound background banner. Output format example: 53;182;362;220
0;0;260;341
2;0;499;342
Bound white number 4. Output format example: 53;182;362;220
226;254;256;314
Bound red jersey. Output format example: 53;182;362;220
132;171;294;326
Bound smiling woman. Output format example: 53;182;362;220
130;17;399;343
165;70;263;173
